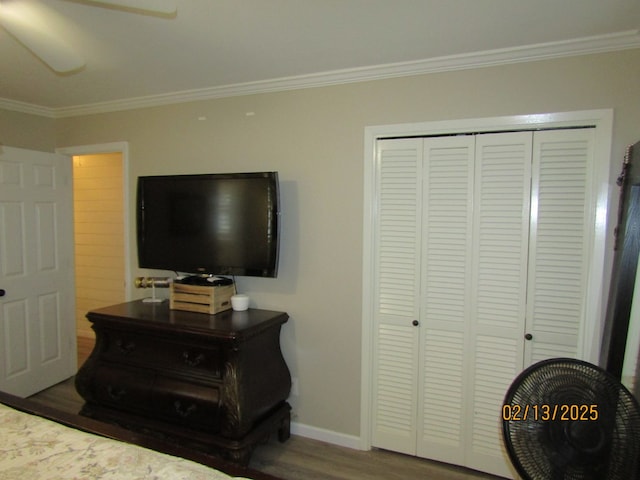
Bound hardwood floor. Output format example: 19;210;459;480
250;435;504;480
26;337;505;480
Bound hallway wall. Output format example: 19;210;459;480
73;153;125;338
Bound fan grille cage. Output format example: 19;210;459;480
502;358;640;480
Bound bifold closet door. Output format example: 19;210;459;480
371;133;532;476
370;138;423;454
414;135;475;465
370;128;596;479
524;128;595;364
416;132;532;476
461;132;532;476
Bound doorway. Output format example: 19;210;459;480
58;143;129;366
72;153;125;341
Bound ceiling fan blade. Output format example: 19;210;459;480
0;2;85;73
88;0;177;14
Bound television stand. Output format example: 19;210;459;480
75;300;292;464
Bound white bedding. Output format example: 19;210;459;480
0;402;253;479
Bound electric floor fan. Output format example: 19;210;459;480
502;358;640;479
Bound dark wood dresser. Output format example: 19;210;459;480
75;300;291;464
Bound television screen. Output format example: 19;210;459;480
137;172;280;277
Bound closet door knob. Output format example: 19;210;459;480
524;333;533;341
0;289;5;297
412;320;419;327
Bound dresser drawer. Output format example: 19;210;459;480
152;377;221;432
101;329;223;379
92;365;153;410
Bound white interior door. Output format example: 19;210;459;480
0;146;76;397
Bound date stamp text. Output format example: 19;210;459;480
502;404;598;422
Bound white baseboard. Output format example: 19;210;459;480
290;421;364;451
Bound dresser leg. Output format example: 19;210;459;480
226;446;252;466
278;410;291;442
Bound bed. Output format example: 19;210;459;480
0;390;281;480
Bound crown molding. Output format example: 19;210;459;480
2;29;639;119
0;97;56;118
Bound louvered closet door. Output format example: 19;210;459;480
370;128;597;478
416;136;475;464
466;132;532;477
525;128;595;364
371;139;423;454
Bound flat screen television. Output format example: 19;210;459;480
137;172;280;278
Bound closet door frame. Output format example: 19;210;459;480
360;109;614;450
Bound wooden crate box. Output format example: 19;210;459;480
170;283;235;314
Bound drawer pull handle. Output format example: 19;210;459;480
182;351;205;367
174;400;197;418
107;385;126;401
115;339;136;354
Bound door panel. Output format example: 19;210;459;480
371;139;422;454
0;147;76;397
464;132;532;477
417;136;474;462
3;300;29;378
40;292;62;362
525;129;595;365
372;323;419;453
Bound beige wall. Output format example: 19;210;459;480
0;109;55;152
73;153;126;338
3;48;639;439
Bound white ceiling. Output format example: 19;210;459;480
1;0;639;117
